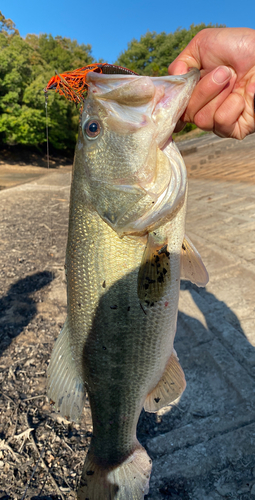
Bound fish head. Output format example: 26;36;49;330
74;69;200;235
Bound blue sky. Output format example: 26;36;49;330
1;0;255;63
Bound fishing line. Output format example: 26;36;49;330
45;92;50;170
44;92;54;280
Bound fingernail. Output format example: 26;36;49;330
212;66;232;84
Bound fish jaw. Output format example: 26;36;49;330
86;68;200;146
75;69;199;236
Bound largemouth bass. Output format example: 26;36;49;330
47;67;208;499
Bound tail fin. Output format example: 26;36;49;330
77;446;152;500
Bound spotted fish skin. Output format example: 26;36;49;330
47;69;207;499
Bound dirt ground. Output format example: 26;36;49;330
0;167;87;499
0;133;254;499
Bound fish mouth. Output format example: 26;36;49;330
85;70;200;235
87;68;199;153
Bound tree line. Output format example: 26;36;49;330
0;12;223;152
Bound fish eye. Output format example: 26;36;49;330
83;119;101;139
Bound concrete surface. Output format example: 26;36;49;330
178;132;255;184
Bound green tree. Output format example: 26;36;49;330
116;24;225;134
0;11;19;36
0;11;94;150
36;34;93;72
116;24;225;76
0;32;38;145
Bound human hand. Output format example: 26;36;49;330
168;28;255;139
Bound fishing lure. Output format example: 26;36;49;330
45;63;138;103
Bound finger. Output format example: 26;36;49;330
173;67;236;134
244;79;255;133
183;66;235;123
213;92;245;138
192;76;236;131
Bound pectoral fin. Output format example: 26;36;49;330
181;235;209;287
47;319;86;422
138;232;171;306
144;351;186;413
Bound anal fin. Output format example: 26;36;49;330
144;351;186;413
47;319;86;422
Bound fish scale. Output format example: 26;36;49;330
47;67;209;499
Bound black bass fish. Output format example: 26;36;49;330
47;67;208;499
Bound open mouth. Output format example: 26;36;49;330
83;70;200;236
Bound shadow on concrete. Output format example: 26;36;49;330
180;279;245;338
0;271;54;356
